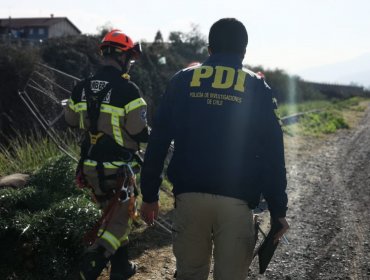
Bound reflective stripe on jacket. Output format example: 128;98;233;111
65;65;148;151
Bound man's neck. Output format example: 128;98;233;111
102;58;122;71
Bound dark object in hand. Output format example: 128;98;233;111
257;219;283;274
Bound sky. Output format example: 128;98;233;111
1;0;370;85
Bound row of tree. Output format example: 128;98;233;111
0;27;328;139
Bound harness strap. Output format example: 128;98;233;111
96;161;108;194
84;79;112;134
83;165;135;246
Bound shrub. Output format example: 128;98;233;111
0;155;100;279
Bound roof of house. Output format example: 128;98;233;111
0;17;81;34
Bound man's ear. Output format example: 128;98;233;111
241;49;246;59
208;46;212;55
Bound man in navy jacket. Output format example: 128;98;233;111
140;18;289;280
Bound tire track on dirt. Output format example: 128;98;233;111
257;106;370;280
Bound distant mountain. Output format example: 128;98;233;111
298;53;370;88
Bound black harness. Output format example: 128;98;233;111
77;78;137;194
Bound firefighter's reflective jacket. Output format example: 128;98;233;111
141;54;288;219
65;65;148;162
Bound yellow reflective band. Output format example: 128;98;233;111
83;160;128;168
80;272;87;280
68;98;76;111
119;219;132;243
124;98;146;114
111;114;120;127
74;102;87;112
73;102;125;116
79;112;85;129
71;101;143;116
98;229;120;250
83;159;97;167
111;114;124;146
100;104;125;116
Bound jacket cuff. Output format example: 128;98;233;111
269;206;288;219
142;193;159;203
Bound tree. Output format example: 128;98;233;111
184;24;207;52
168;31;184;44
154;30;164;44
96;22;113;39
0;43;39;141
41;35;101;78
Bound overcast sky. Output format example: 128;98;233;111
1;0;369;82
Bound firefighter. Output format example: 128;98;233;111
140;18;289;279
65;29;149;280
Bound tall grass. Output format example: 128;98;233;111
0;129;78;176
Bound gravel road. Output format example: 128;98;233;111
257;105;370;280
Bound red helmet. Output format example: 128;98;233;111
100;29;142;58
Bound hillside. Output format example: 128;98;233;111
298;52;370;88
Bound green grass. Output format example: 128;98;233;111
0;130;78;176
277;100;332;118
284;110;349;136
281;97;368;136
277;97;367;118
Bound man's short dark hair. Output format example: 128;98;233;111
208;18;248;54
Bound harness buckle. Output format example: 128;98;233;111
89;132;104;145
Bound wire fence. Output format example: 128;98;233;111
18;63;82;162
18;63;173;233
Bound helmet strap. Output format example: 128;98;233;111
117;53;133;75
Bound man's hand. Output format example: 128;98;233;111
140;201;159;226
273;217;289;244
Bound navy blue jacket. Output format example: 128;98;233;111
141;54;288;218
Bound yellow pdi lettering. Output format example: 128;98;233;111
190;66;213;87
234;69;247;92
190;66;247;93
211;66;235;89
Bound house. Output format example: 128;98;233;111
0;15;81;41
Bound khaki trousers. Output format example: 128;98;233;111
172;193;255;280
84;165;131;256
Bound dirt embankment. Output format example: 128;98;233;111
100;104;370;280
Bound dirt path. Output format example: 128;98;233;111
257;105;370;280
100;104;370;280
